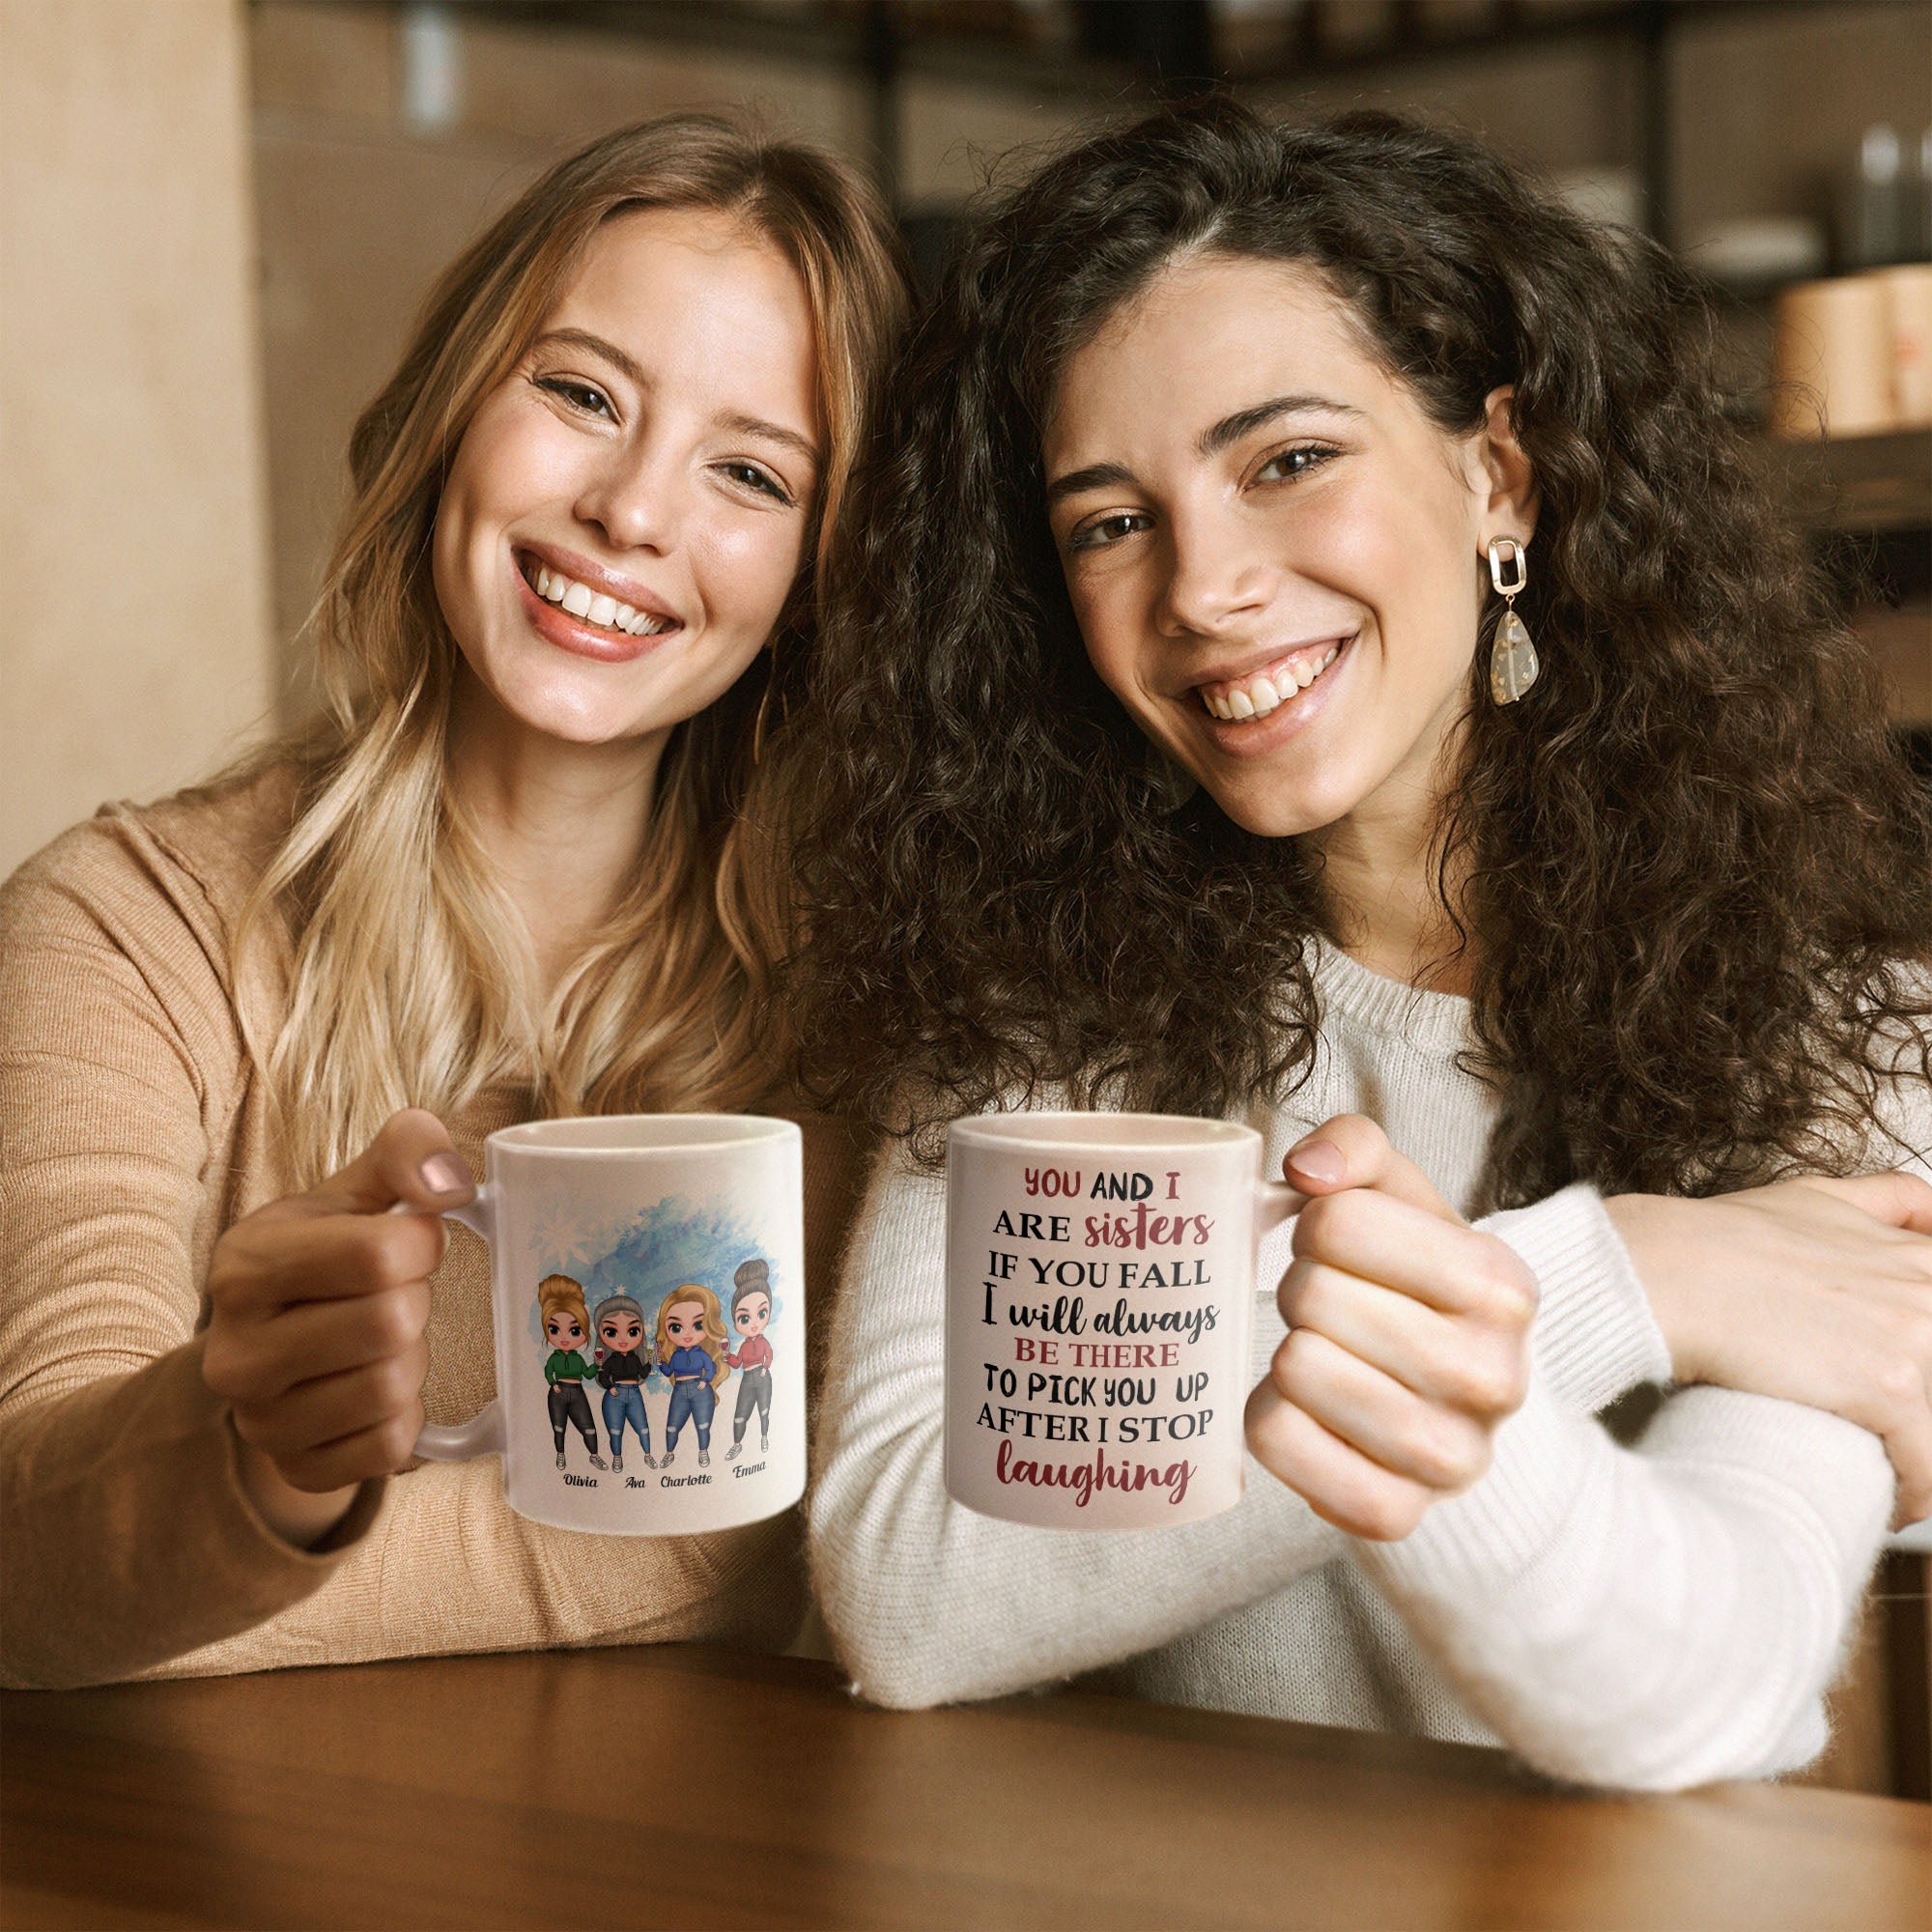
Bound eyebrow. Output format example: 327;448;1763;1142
715;409;820;469
531;327;821;468
1197;392;1364;459
1045;393;1363;507
1044;461;1136;508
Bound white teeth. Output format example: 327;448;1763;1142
1199;639;1347;721
528;560;672;636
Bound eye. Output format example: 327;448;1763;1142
717;460;794;507
1065;509;1152;555
1252;443;1336;486
535;374;615;420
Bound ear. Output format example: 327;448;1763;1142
1474;385;1538;551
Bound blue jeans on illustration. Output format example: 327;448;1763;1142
665;1378;716;1453
602;1383;649;1455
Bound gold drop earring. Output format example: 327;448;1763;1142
1487;536;1539;705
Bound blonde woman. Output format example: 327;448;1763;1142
538;1277;604;1472
0;116;907;1689
653;1285;730;1469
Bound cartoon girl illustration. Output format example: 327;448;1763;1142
592;1293;655;1474
539;1275;606;1472
654;1284;728;1469
724;1259;775;1463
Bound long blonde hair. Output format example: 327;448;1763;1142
239;116;907;1185
655;1286;728;1390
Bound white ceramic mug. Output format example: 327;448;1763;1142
413;1115;804;1535
944;1113;1298;1529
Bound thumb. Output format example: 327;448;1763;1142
1283;1114;1463;1226
1803;1170;1932;1236
300;1107;474;1217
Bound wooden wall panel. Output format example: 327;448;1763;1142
1;0;274;874
1250;34;1638;181
1673;3;1932;238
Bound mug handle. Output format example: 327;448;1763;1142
1255;1178;1303;1240
390;1188;508;1462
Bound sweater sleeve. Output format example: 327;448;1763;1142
1353;1376;1891;1790
1354;1052;1932;1792
1480;1184;1673;1415
807;1140;1347;1710
0;823;384;1689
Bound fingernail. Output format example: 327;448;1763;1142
1287;1139;1346;1187
419;1152;470;1197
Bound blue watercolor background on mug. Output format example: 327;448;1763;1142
523;1193;786;1349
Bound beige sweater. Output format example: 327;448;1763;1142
0;769;872;1690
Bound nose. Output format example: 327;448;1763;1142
575;440;684;555
1156;499;1274;639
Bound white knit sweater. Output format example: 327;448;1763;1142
809;943;1913;1791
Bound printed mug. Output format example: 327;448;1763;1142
945;1113;1298;1529
411;1115;805;1535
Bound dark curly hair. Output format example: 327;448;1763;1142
781;99;1932;1207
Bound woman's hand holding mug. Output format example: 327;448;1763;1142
1244;1116;1539;1542
202;1107;475;1547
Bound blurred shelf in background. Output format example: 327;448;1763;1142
1774;427;1932;742
1861;602;1932;732
418;0;1927;248
1781;426;1932;534
431;3;1906;101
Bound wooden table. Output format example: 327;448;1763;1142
3;1645;1927;1930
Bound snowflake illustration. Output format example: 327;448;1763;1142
526;1195;646;1281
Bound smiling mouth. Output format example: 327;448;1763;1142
1195;635;1350;720
520;555;679;640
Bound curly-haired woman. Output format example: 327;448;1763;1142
0;115;906;1688
792;101;1932;1789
